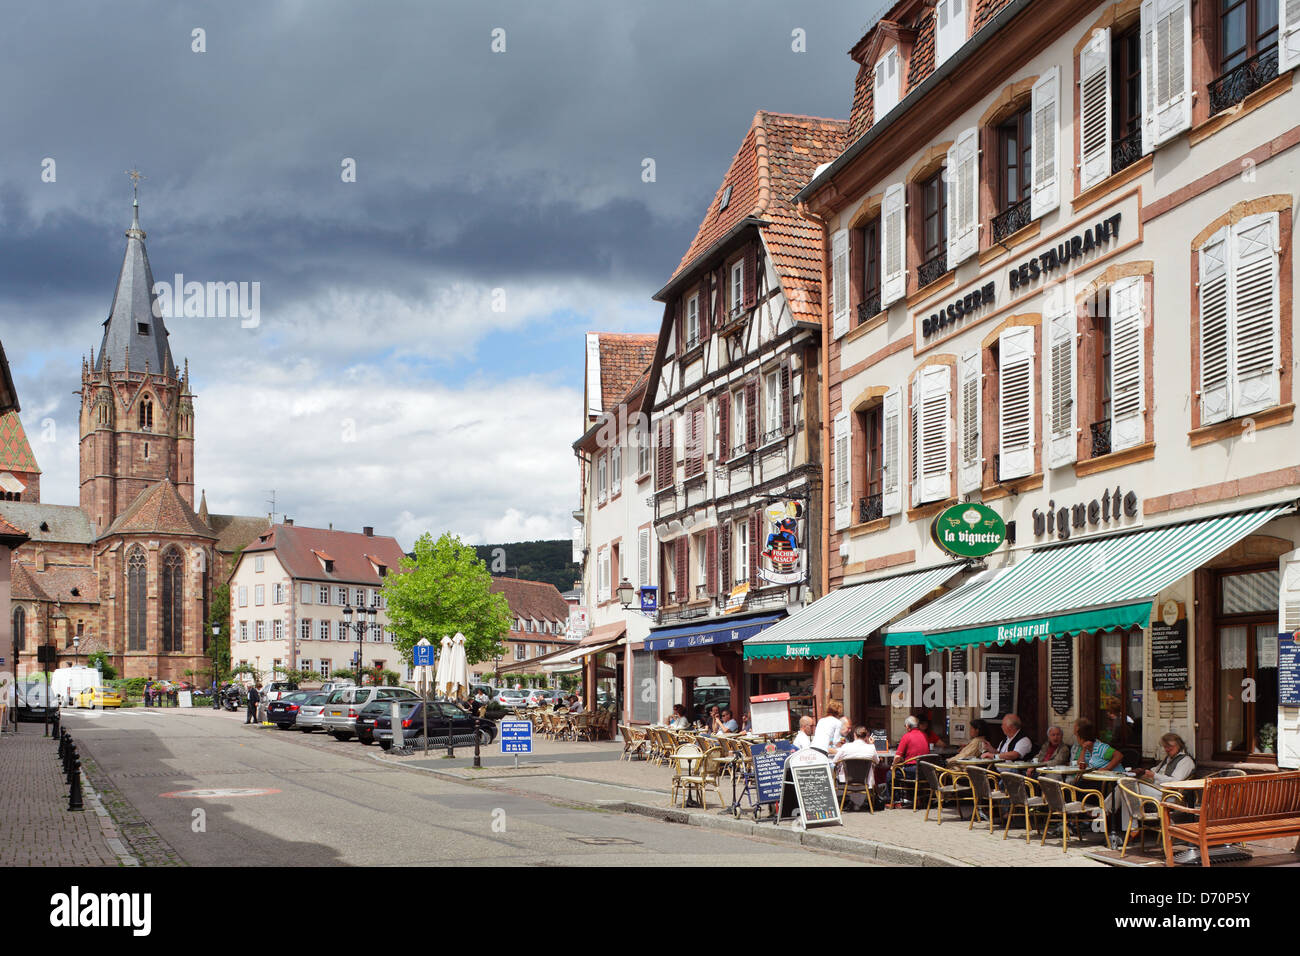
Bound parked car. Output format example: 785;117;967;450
524;688;556;708
494;688;530;709
294;693;331;732
317;680;355;695
373;699;497;751
14;682;55;722
355;695;427;745
262;681;299;703
74;687;122;709
267;691;317;729
321;686;421;740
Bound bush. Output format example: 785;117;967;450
113;677;147;698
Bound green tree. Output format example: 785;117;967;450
87;650;117;681
383;532;510;668
208;575;233;685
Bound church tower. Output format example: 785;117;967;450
79;196;195;534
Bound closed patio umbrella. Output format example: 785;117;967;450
434;635;452;697
447;632;469;700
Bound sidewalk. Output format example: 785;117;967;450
0;721;130;866
374;737;1107;867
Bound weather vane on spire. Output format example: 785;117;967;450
125;168;145;202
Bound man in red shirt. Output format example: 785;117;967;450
892;715;930;805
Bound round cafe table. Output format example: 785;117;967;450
1035;765;1084;777
1161;778;1205;803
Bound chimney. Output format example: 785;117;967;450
363;526;374;537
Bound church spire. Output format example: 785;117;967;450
95;172;176;378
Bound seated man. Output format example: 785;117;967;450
833;725;880;808
717;708;739;733
892;715;930;801
792;715;815;750
981;714;1033;762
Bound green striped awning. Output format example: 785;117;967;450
744;563;966;660
884;504;1290;651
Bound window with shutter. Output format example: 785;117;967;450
1199;227;1232;424
935;0;968;66
1080;28;1113;190
748;513;761;586
780;362;792;434
998;326;1035;480
881;183;907;306
874;48;900;117
1030;67;1060;219
1045;303;1077;467
745;378;759;450
656;417;674;489
1109;276;1146;451
638;527;650;587
909;384;921;506
611;445;622;495
718;525;731;592
832;229;850;338
882;387;903;516
597;455;608;503
706;529;718;597
1284;0;1300;72
717;391;731;462
730;260;744;317
958;352;982;493
919;365;952;503
675;537;688;604
834;412;851;530
946;128;979;269
1141;0;1191;150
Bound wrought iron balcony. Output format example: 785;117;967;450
857;293;882;324
1090;419;1111;458
1209;47;1278;116
917;251;948;289
1112;128;1143;176
992;197;1032;244
859;493;883;524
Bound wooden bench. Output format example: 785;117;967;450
1159;770;1300;866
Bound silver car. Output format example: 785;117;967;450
321;686;420;740
295;693;331;732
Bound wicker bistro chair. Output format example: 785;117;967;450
964;765;1010;833
652;728;675;766
668;744;703;807
919;760;974;823
1117;778;1186;858
837;758;877;813
677;746;728;810
999;772;1047;843
1036;775;1110;853
618;724;646;762
888;753;942;809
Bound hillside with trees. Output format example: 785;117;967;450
472;539;579;594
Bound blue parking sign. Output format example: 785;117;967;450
413;644;434;667
500;720;533;754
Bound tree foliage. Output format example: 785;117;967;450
471;539;579;593
383;532;510;666
87;651;117;681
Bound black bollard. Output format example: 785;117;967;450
51;710;60;739
65;744;77;784
68;755;83;811
57;730;66;760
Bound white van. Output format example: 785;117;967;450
51;666;103;707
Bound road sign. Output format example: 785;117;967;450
413;644;434;667
500;720;533;754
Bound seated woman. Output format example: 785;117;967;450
667;704;690;730
1119;732;1195;829
1071;718;1125;771
947;721;991;766
1029;726;1072;773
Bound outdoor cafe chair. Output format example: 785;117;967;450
888;753;942;809
837;758;876;813
964;765;1009;833
919;759;973;824
1036;775;1109;853
1116;777;1186;858
652;728;675;766
678;746;727;810
998;772;1047;843
619;724;646;762
1204;768;1248;779
668;744;703;808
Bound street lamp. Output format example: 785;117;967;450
210;622;221;709
617;578;636;609
72;632;81;669
342;605;377;683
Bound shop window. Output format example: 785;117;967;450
1211;0;1279;114
1097;629;1143;752
992;107;1032;242
1215;567;1280;756
917;169;948;288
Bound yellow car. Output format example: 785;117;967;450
76;687;122;709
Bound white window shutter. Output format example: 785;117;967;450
1079;28;1112;190
1045;304;1077;468
998;326;1035;480
1142;0;1191;150
1198;227;1231;424
1232;212;1281;416
833;412;851;530
1109;276;1146;452
881;182;907;306
1283;0;1300;72
882;387;903;516
957;351;982;493
936;0;967;66
947;128;979;270
638;527;650;587
832;229;850;339
1030;67;1060;220
920;365;952;503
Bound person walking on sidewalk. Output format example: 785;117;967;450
245;683;260;724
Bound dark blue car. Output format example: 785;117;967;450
373;699;497;751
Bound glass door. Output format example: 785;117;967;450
1097;629;1143;751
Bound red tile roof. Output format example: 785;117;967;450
104;479;216;539
0;412;40;474
596;334;658;411
243;523;406;586
490;576;570;625
10;562;50;601
669;111;849;325
21;565;98;605
974;0;1016;32
907;11;937;90
0;512;26;539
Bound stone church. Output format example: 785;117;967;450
0;199;268;680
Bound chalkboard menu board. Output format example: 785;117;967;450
1279;632;1300;707
750;741;796;805
1049;637;1073;715
950;648;968;674
1151;620;1189;690
983;654;1018;718
888;646;907;679
776;750;842;828
871;729;889;752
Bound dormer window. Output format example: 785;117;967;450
729;260;744;317
934;0;968;67
873;48;901;118
685;294;700;349
718;184;733;212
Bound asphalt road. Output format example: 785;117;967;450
63;707;870;867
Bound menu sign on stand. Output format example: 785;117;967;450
776;749;842;829
1049;637;1072;715
750;740;796;807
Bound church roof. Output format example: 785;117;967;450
0;412;40;474
103;479;216;539
10;562;50;602
95;201;177;378
0;502;94;544
21;565;98;606
207;512;272;555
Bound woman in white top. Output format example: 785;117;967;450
1119;732;1195;828
811;701;844;755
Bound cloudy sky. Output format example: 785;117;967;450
0;1;877;548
